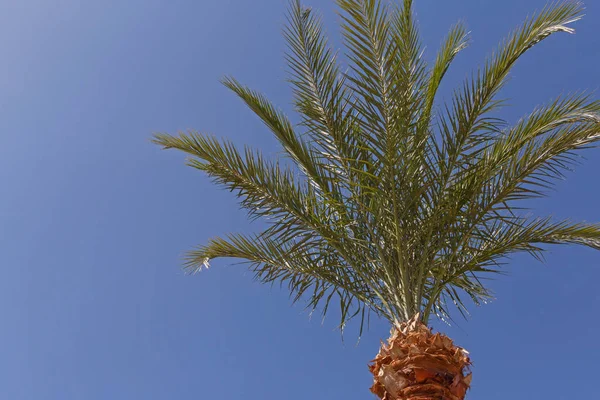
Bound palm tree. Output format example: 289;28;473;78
154;0;600;398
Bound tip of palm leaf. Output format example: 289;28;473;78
151;133;172;148
182;255;211;274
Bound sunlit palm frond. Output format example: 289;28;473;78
188;232;386;330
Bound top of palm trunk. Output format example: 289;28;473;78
154;0;600;335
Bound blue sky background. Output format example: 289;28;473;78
2;0;599;398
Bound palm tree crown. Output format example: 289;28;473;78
154;0;600;334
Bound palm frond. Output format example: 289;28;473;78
485;94;600;202
422;22;469;127
153;132;316;225
423;218;600;321
221;77;333;195
188;232;384;330
440;2;583;174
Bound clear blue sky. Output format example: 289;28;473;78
2;0;599;398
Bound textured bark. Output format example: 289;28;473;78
369;315;471;400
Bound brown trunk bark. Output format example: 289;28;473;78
369;315;471;400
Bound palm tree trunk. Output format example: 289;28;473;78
369;315;472;400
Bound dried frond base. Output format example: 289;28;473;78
369;315;472;400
